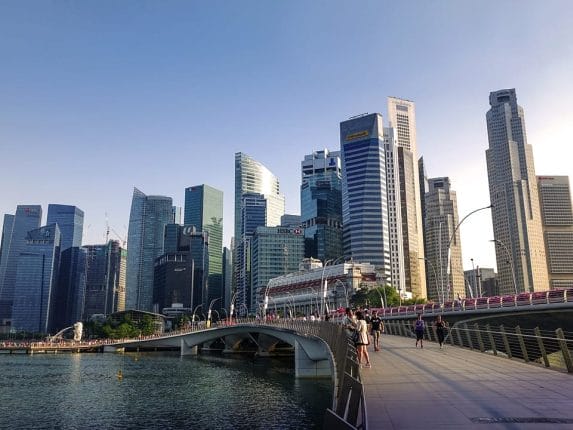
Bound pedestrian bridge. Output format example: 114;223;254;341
106;321;336;378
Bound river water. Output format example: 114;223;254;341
0;352;332;429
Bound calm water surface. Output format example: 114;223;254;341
0;352;332;429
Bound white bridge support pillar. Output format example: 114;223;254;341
103;346;125;353
180;338;198;356
294;340;330;379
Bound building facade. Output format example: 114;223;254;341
251;226;305;309
423;177;464;302
387;97;426;300
234;153;285;313
184;184;223;309
126;188;173;311
300;149;343;262
0;205;42;326
537;176;573;289
12;224;61;333
486;89;549;293
46;204;84;251
464;267;498;298
340;114;391;277
53;246;87;330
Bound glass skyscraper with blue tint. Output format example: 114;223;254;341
340;114;391;277
47;204;84;251
126;188;173;311
0;205;42;325
12;224;61;333
300;149;343;262
184;184;223;309
53;246;87;330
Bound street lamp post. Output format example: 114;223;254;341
334;279;350;308
419;257;441;304
445;204;492;301
490;239;518;295
229;291;237;323
207;298;221;328
192;304;203;328
320;257;344;317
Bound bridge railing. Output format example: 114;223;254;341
260;320;367;430
383;320;573;373
363;288;573;319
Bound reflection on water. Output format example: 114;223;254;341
0;352;331;429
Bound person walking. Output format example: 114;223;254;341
370;310;384;351
354;311;371;367
413;314;425;348
434;314;448;349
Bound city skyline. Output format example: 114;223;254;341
1;2;572;271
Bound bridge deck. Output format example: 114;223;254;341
361;334;573;429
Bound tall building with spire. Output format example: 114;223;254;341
126;188;173;311
486;89;548;293
387;97;426;299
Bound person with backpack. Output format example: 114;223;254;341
413;313;425;348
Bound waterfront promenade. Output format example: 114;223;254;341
361;335;573;429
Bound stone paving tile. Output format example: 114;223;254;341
360;334;573;429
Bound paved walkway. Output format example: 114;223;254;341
360;334;573;429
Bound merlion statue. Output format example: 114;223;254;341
73;322;83;342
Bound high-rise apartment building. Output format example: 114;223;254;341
486;89;548;293
126;188;173;311
184;184;223;308
47;204;84;251
234;153;285;313
340;114;391;278
423;177;464;302
300;149;343;262
0;205;42;325
12;224;61;333
387;97;426;299
537;176;573;289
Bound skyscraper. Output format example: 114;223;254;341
126;188;173;311
537;176;573;289
0;205;42;325
340;114;391;277
423;177;464;302
53;246;87;330
184;184;223;308
12;224;61;333
486;89;549;293
234;153;285;312
300;149;343;262
47;204;84;251
387;97;426;299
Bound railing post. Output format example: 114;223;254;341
464;323;473;350
486;324;497;356
499;325;512;359
515;326;529;363
534;327;549;368
474;323;485;352
556;328;573;373
455;325;463;347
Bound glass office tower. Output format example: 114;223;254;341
0;205;42;325
184;184;223;309
12;224;61;333
340;114;391;277
47;204;84;251
126;188;173;311
300;149;343;262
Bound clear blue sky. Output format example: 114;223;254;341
1;1;572;270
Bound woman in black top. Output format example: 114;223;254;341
435;315;447;349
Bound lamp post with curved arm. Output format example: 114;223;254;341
192;304;203;328
207;298;221;328
445;204;492;301
334;279;350;308
229;291;237;323
490;239;518;295
419;257;442;304
320;257;344;316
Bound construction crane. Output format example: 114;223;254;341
105;212;127;247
